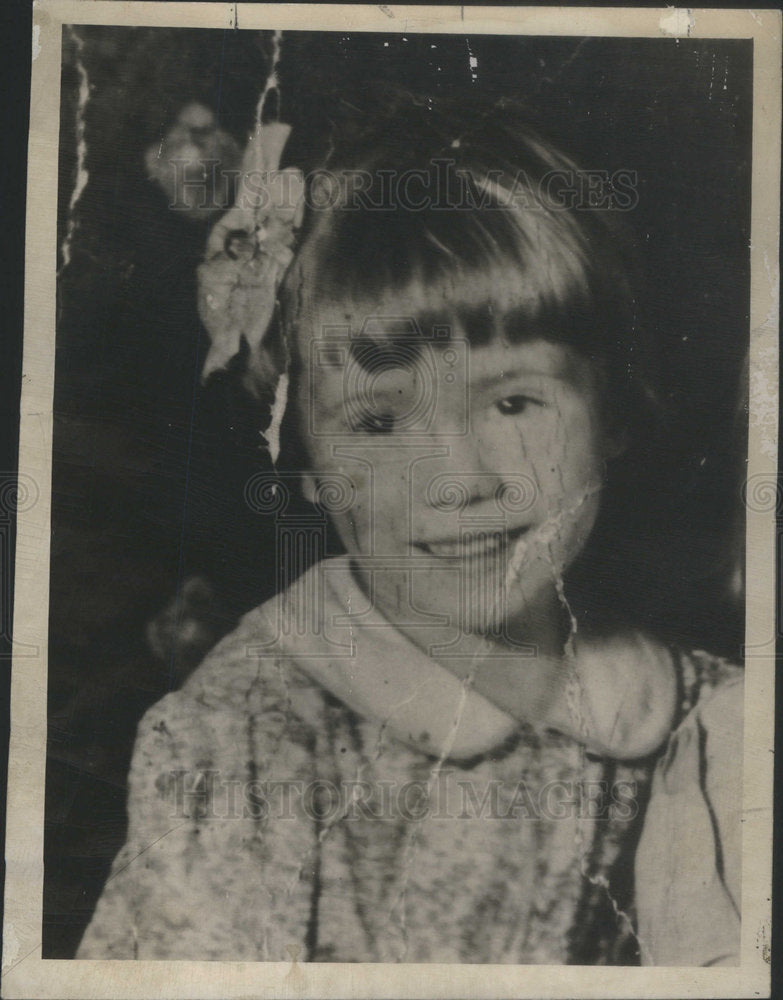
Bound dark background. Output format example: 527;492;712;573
44;27;752;957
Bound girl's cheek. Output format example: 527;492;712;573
520;419;603;514
549;392;605;475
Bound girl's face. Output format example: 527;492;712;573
294;309;615;645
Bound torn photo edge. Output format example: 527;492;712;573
3;3;779;998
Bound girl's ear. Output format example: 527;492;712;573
301;473;318;504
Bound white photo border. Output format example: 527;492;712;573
4;4;779;997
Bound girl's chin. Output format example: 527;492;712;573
348;555;562;623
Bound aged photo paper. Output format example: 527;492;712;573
3;3;780;998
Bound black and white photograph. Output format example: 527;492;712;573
3;4;779;998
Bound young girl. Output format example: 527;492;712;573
77;103;742;965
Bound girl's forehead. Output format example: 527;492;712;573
296;273;548;338
467;337;591;386
293;301;530;357
296;317;595;392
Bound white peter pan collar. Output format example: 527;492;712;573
256;556;521;761
254;556;677;762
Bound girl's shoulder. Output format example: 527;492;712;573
677;646;744;718
634;647;743;967
179;595;333;708
133;599;333;781
657;646;744;814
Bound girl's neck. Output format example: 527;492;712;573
350;561;568;680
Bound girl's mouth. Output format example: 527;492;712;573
413;525;530;559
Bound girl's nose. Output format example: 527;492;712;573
423;432;503;511
441;423;496;471
426;473;500;511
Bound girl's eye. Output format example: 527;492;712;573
495;395;540;416
355;411;396;434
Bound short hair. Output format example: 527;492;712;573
280;98;662;441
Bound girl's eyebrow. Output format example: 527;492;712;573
318;383;409;417
470;365;567;390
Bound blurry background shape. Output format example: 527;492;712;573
144;101;241;220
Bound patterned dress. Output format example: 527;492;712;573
76;558;741;964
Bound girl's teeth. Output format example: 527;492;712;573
425;533;505;557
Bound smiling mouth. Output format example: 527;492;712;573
413;525;530;559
